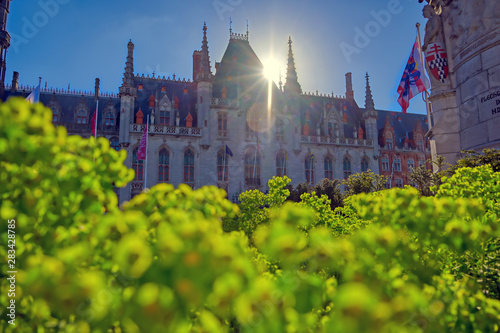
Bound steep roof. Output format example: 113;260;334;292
213;36;278;102
373;109;429;148
4;90;120;126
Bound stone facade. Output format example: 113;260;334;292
420;0;500;166
4;24;432;203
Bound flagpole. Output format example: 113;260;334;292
222;144;226;182
94;99;99;139
144;115;149;190
416;22;433;129
253;139;258;184
390;162;394;188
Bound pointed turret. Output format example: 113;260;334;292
199;22;212;81
122;40;135;87
118;39;138;150
364;72;375;110
284;37;302;95
194;23;213;146
362;73;378;142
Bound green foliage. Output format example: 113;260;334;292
287;181;312;203
410;149;500;196
1;99;499;332
312;178;344;210
342;169;388;197
450;149;500;174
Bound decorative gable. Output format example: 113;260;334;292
48;93;62;122
74;97;90;124
159;95;172;111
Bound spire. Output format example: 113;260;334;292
122;39;135;87
284;36;302;94
200;22;211;77
364;72;375;110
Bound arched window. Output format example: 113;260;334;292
132;148;143;181
305;153;314;184
159;111;170;125
244;149;260;186
218;113;228;137
159;148;169;182
394;156;402;171
361;156;369;172
217;149;229;181
76;109;87;124
328;120;334;137
246;106;259;139
110;137;119;151
385;133;393;149
104;111;114;126
51;107;59;123
184;149;195;183
343;156;351;179
416;134;424;151
276;150;287;177
407;158;415;171
381;156;389;171
324;156;333;180
275;119;285;141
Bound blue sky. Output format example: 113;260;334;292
7;0;429;114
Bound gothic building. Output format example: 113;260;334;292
4;23;431;203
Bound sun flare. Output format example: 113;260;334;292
262;57;281;83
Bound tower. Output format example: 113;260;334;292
118;39;137;148
0;0;12;99
194;22;213;146
363;73;378;141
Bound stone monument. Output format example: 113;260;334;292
419;0;500;166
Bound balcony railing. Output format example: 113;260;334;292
130;124;201;137
210;98;239;109
300;135;373;147
56;123;119;135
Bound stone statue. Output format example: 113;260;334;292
422;5;443;51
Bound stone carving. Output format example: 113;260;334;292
446;0;500;51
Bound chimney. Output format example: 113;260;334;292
345;72;354;100
11;71;19;91
95;78;100;100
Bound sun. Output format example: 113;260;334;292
262;57;282;83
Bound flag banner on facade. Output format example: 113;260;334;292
397;37;430;113
137;124;148;160
225;144;233;156
425;42;448;83
25;85;40;103
91;110;97;137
